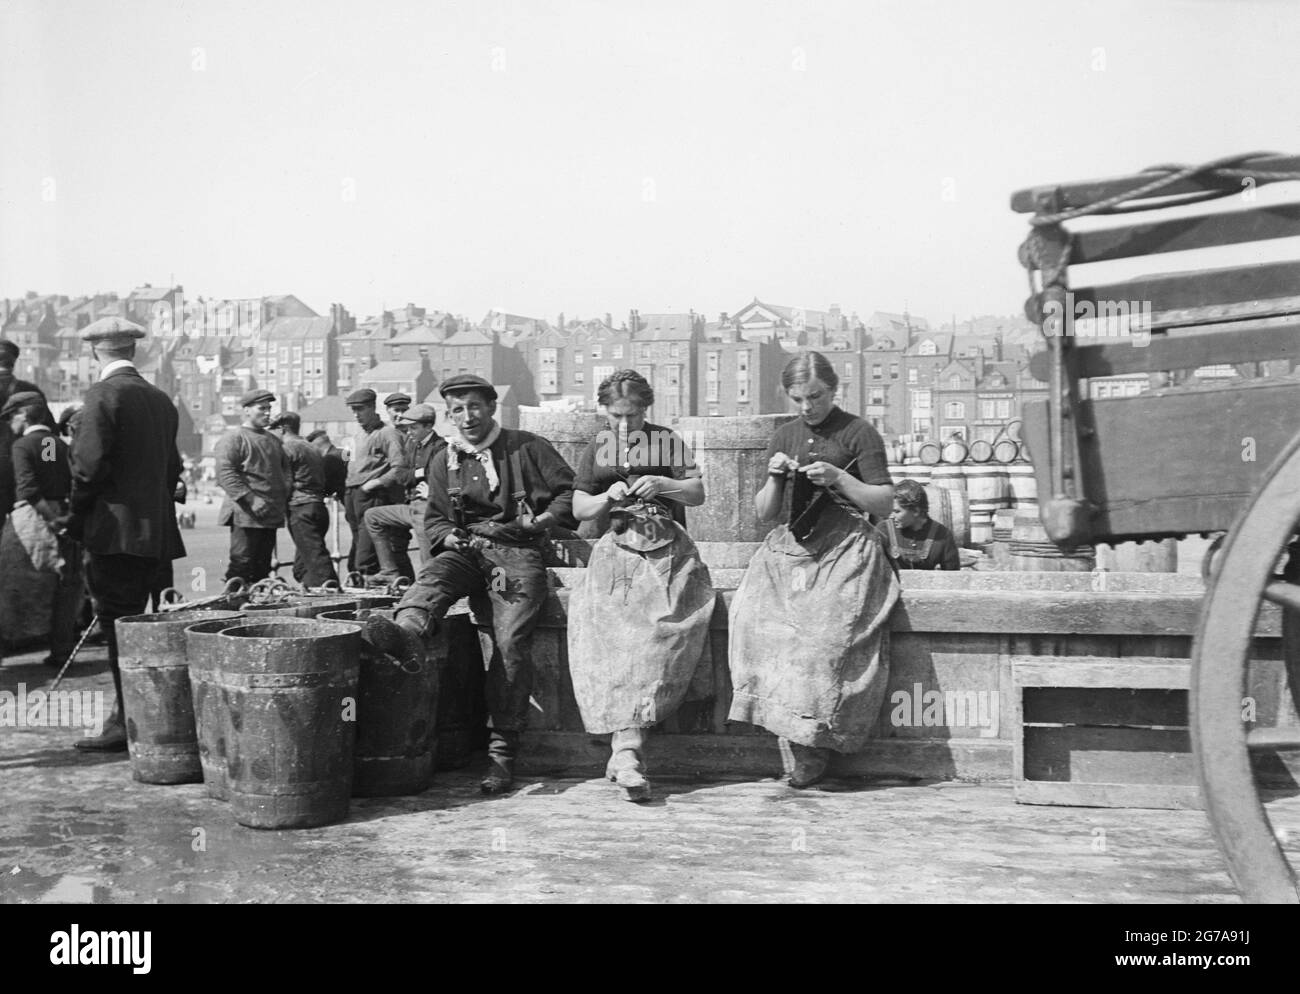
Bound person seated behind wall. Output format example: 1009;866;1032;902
882;479;960;571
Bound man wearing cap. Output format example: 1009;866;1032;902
0;338;46;524
215;389;290;584
365;374;576;794
307;429;348;502
0;391;82;668
343;388;409;577
271;411;336;588
384;391;412;424
66;319;186;751
363;403;445;585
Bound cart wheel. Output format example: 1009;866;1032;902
1193;433;1300;903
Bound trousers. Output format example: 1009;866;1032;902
86;552;166;706
225;526;277;584
345;486;401;576
364;502;430;582
287;501;336;588
395;543;548;731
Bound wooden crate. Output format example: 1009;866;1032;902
1011;656;1201;810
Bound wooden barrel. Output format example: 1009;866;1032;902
116;608;244;785
215;619;363;829
240;597;360;619
967;439;994;463
964;464;1009;515
892;465;931;489
992;438;1020;464
917;441;942;465
1095;539;1179;573
1005;419;1024;443
436;604;489;770
923;483;969;549
678;414;797;542
969;509;994;546
940;439;968;464
186;613;303;802
1008;511;1095;571
320;608;440;796
929;464;966;492
1006;464;1038;511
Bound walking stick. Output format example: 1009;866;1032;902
47;613;100;692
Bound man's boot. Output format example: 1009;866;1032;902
75;698;128;752
606;727;651;802
481;729;520;794
778;737;830;789
362;609;429;670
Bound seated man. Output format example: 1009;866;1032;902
883;479;961;571
363;403;445;585
365;375;575;795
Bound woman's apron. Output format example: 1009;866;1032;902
728;501;900;752
567;504;717;733
0;501;68;645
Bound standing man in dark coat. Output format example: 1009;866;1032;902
215;389;289;584
0;338;46;523
343;388;409;578
271;411;336;588
65;319;186;751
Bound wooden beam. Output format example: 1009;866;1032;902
1065;203;1300;264
1012;657;1190;690
1073;261;1300;329
1014;780;1202;809
1010;155;1300;214
1063;320;1300;377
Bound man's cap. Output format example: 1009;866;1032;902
270;411;301;431
345;388;377;407
396;403;438;425
384;391;412;407
240;388;276;407
0;339;18;363
438;374;497;401
80;317;147;343
305;429;329;443
0;390;44;419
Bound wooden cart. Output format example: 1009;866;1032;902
1013;153;1300;903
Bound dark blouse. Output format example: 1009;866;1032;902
13;428;71;505
574;421;701;529
884;517;961;571
765;407;890;525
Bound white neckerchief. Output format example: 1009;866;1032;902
99;359;136;381
447;424;502;494
23;424;51;436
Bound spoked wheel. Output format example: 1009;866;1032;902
1193;433;1300;903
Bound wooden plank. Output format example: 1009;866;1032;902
893;589;1206;636
1023;725;1192;783
1072;262;1300;330
1065;203;1300;264
1062;320;1300;378
1013;780;1202;810
1012;657;1190;690
1023;687;1188;727
1009;155;1300;213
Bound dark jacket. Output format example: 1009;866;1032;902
281;435;328;506
13;426;71;505
321;446;348;501
0;376;44;517
215;426;290;528
70;365;186;560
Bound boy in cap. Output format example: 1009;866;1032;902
66;319;186;750
365;374;576;794
363;403;445;585
214;388;290;583
271;411;336;587
343;388;409;577
0;338;46;523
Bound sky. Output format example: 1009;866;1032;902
3;0;1299;326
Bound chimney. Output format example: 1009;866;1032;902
604;312;612;329
558;312;565;332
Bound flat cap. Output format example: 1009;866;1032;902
240;388;276;407
396;403;438;425
0;390;44;419
384;391;412;407
0;339;18;362
345;388;377;407
438;374;497;401
80;316;147;343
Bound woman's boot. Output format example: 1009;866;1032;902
607;727;651;802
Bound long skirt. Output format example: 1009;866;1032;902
728;503;900;752
567;509;717;733
0;504;82;649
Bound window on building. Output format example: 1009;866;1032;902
890;363;899;379
907;368;918;384
669;343;679;359
279;347;290;363
591;346;602;359
913;390;931;409
949;375;961;390
640;344;651;360
918;340;937;356
574;349;583;365
913;418;932;435
945;401;965;419
541;370;559;393
980;400;996;420
574;370;584;385
539;348;558;368
843;362;852;379
342;342;352;357
997;400;1012;420
293;346;303;363
737;350;749;372
872;364;882;378
869;389;885;406
612;345;623;359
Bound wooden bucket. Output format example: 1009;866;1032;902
116;608;245;785
940;439;968;464
992;439;1020;464
240;596;361;619
967;439;994;463
215;619;363;829
923;484;969;549
1008;511;1095;571
320;608;440;796
1006;464;1038;511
